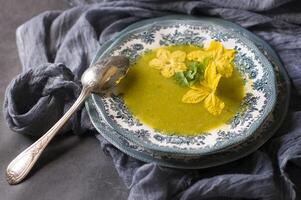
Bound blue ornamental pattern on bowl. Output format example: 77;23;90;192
86;16;289;168
91;19;277;155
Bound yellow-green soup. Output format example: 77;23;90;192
119;45;245;136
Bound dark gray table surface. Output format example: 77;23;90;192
0;1;128;199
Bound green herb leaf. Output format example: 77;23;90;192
175;72;189;87
174;60;207;87
185;63;197;80
187;61;205;81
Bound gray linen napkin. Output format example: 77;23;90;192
4;0;301;199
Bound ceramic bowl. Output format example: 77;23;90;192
88;16;277;156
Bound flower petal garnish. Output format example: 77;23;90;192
149;48;186;78
156;48;170;61
182;86;210;103
187;50;212;63
171;50;186;62
182;59;224;115
208;41;235;78
216;61;233;78
149;42;235;116
161;67;175;78
207;40;223;53
149;58;164;70
223;49;235;60
175;62;187;72
188;41;235;78
201;62;221;91
204;93;225;115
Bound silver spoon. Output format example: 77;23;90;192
6;56;130;185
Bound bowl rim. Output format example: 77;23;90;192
89;15;278;155
85;14;290;168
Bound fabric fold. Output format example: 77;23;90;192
4;63;84;136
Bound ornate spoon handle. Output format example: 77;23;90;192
6;87;91;185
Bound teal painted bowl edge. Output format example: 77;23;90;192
85;15;290;168
86;15;287;156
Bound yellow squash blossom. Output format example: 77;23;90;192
187;41;235;78
186;49;212;62
207;41;235;78
182;62;225;115
149;48;186;78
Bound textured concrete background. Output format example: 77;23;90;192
0;1;128;199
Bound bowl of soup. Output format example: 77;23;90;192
89;16;277;156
